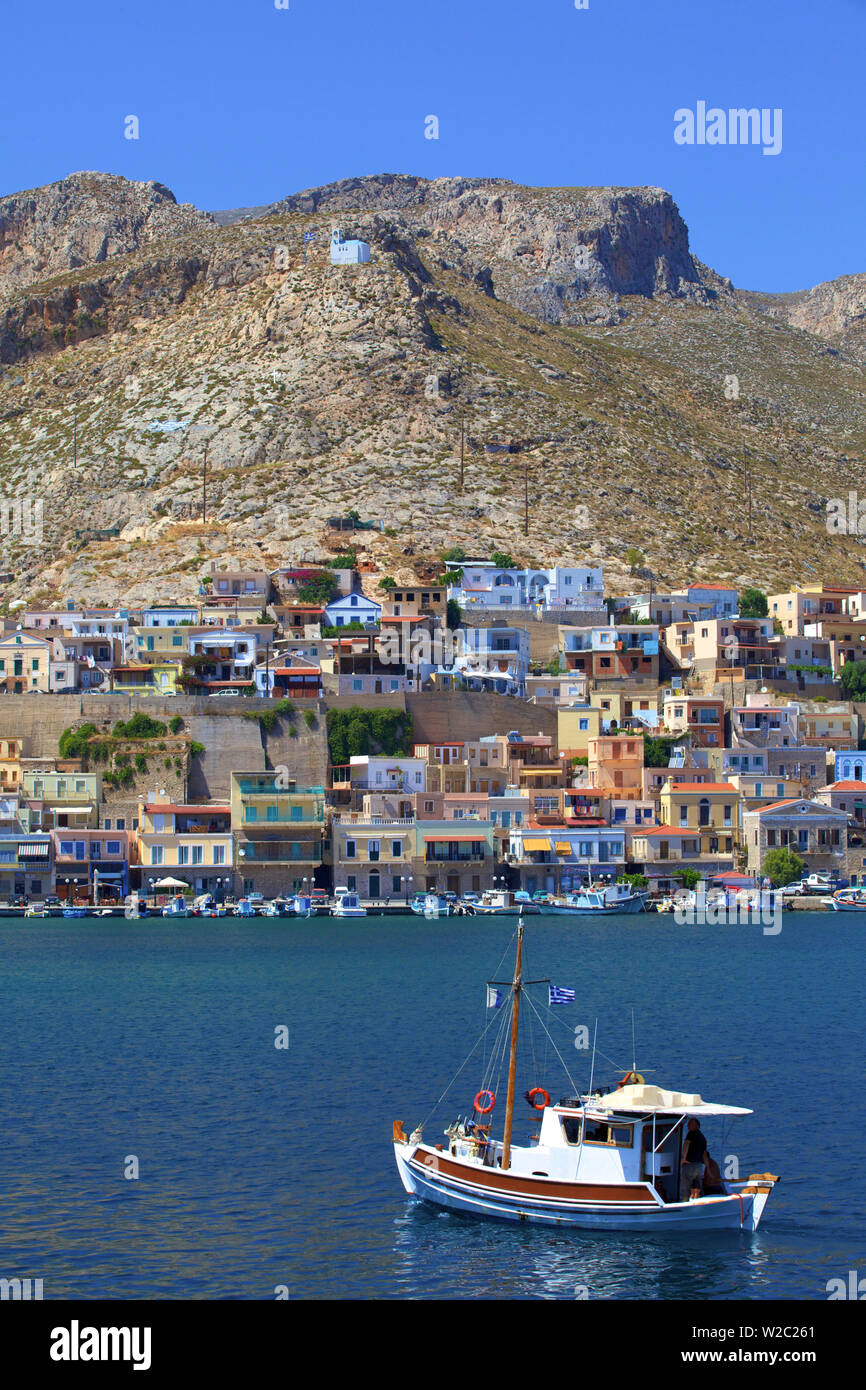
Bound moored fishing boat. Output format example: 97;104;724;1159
393;917;778;1231
546;881;647;915
162;895;189;918
824;886;866;911
410;892;453;918
474;888;540;915
331;891;367;918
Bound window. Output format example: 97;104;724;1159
116;818;125;831
90;842;101;860
106;841;121;856
368;841;381;862
266;805;279;822
213;845;226;865
151;846;164;866
391;839;402;859
245;806;257;822
60;841;74;856
191;846;203;865
345;840;356;859
178;845;190;865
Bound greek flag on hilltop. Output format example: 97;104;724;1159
549;985;575;1006
486;986;504;1009
304;230;318;243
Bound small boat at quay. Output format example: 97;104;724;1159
24;905;49;917
61;906;87;919
411;892;453;918
394;916;779;1230
162;895;189;918
546;882;647;915
474;889;540;915
331;891;367;918
823;886;866;911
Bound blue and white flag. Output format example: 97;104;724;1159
304;230;318;243
487;986;504;1009
549;985;575;1006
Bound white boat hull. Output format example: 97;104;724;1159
394;1142;770;1231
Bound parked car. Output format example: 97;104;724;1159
310;888;329;904
462;891;480;904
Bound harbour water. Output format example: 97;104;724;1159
0;911;862;1300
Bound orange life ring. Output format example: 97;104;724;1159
474;1089;496;1114
527;1087;551;1111
618;1071;645;1088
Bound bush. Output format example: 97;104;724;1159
328;550;357;569
112;713;167;740
58;723;98;759
189;741;205;756
303;710;316;728
169;716;183;734
242;698;296;733
442;546;466;563
134;754;148;773
491;551;517;569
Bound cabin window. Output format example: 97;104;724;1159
582;1121;634;1147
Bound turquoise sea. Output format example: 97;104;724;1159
0;911;862;1300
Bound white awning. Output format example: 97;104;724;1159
590;1084;752;1117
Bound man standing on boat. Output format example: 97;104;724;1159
680;1117;707;1200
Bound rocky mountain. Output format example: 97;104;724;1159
0;171;213;296
0;171;864;610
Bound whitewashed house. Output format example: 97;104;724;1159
323;593;381;629
450;562;603;613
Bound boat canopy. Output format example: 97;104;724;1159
590;1083;753;1117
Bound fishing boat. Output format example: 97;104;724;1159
393;917;779;1230
823;886;866;911
332;891;367;918
24;905;49;917
162;895;189;918
62;906;87;919
410;892;453;918
192;893;228;917
547;882;647;915
234;897;258;917
264;897;293;917
124;893;149;920
474;888;540;915
292;893;314;918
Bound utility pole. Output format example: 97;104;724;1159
459;410;465;492
524;453;529;537
73;409;77;470
202;442;208;524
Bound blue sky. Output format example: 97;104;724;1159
3;0;863;292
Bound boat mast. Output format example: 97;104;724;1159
501;915;524;1171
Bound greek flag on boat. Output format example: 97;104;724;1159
549;985;575;1006
486;986;504;1009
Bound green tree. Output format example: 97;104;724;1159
680;868;701;890
446;599;462;630
625;546;645;573
491;551;517;569
762;847;805;887
739;587;768;619
643;733;680;767
840;660;866;700
378;576;396;591
442;546;466;563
